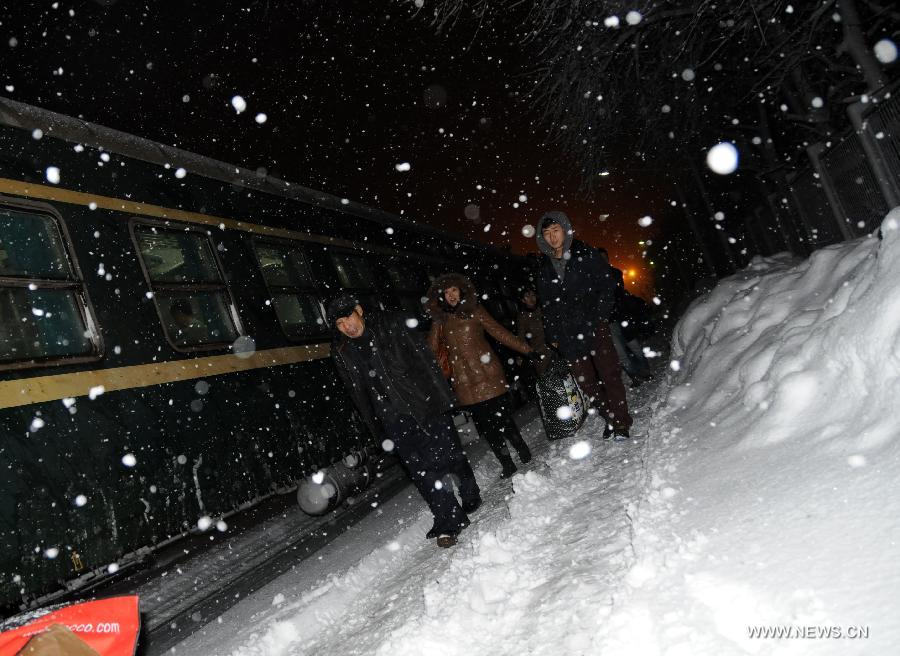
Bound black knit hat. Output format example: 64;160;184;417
326;294;360;327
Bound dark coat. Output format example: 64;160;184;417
608;266;655;341
425;273;531;406
535;239;617;359
332;310;455;438
516;307;550;376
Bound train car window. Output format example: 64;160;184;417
134;230;221;283
133;223;240;350
385;262;424;292
330;251;380;311
0;205;101;367
477;281;508;322
385;261;429;321
331;252;374;289
253;241;326;340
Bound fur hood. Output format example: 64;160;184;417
425;272;478;321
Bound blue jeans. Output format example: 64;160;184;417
383;413;480;535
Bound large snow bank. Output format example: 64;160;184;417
612;209;900;654
670;209;900;452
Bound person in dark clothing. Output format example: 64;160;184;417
516;288;549;372
328;294;481;548
596;248;652;386
535;211;633;440
513;288;550;404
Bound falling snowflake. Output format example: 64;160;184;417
568;440;591;459
232;335;256;359
874;39;898;64
556;406;573;420
706;142;739;175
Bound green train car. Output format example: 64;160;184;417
0;97;531;612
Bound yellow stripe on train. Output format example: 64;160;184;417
0;344;331;409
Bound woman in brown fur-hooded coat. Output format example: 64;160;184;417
425;273;534;477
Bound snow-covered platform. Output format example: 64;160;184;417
163;396;655;655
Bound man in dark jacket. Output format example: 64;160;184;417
535;211;633;440
327;294;481;548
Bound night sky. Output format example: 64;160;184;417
1;0;664;295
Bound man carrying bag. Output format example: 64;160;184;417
535;211;633;441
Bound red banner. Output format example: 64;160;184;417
0;596;140;656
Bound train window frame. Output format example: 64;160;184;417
250;236;328;343
129;218;244;354
0;196;104;372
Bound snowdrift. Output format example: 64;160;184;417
615;209;900;654
669;209;900;452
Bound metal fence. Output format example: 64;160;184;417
820;131;889;234
783;82;900;249
789;165;844;247
856;89;900;208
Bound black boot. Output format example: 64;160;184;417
509;435;532;464
485;434;517;477
462;496;482;514
500;463;517;478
